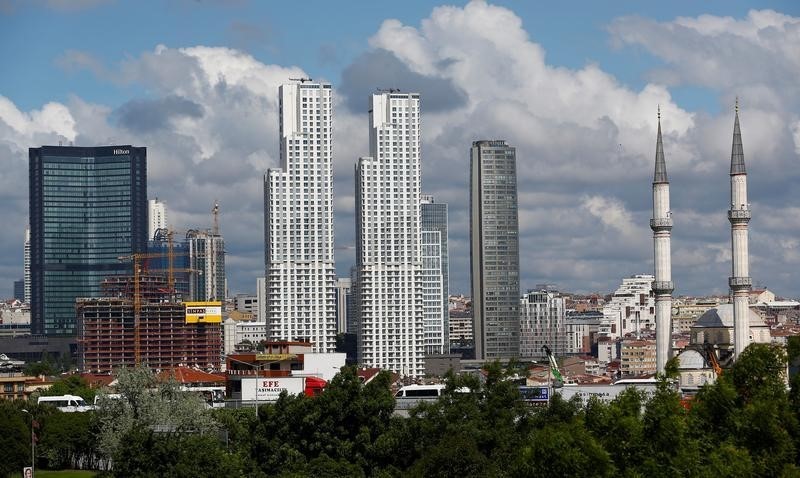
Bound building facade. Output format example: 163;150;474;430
29;145;147;336
421;195;449;355
148;198;167;240
355;92;424;376
264;81;337;352
470;140;521;360
187;230;225;302
520;290;566;359
335;278;352;334
23;226;30;303
600;275;655;342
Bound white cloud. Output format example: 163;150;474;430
1;2;799;299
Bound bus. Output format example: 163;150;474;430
38;395;93;412
394;384;447;398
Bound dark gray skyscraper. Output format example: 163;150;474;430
29;145;147;336
470;140;520;360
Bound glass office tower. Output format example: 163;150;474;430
470;140;520;360
29;145;147;336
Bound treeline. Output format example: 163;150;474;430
3;343;800;477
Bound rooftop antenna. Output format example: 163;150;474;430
212;200;220;235
735;96;739;114
289;77;313;83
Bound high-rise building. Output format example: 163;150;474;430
729;100;752;361
421;195;449;355
13;280;24;301
148;198;167;240
264;81;336;352
77;275;221;373
355;92;424;377
470;140;521;360
187;230;225;302
520;289;566;359
147;228;191;300
29;145;147;336
23;226;30;303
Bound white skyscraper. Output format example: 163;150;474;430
355;91;424;377
23;226;31;303
264;81;336;353
148;198;167;240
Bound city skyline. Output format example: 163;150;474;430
2;1;800;299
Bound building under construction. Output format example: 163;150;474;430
77;275;221;374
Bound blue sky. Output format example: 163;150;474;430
3;1;788;113
1;0;800;299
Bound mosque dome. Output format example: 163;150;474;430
677;349;707;370
693;303;766;328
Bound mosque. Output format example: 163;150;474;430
648;102;772;392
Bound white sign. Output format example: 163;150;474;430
241;377;305;402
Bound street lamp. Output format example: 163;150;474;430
21;409;34;476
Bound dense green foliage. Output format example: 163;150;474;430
4;343;800;477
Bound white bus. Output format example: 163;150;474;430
395;384;447;398
38;394;93;412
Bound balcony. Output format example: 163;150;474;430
649;218;673;230
728;209;751;222
651;281;674;293
728;276;752;288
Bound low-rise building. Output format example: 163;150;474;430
620;339;656;376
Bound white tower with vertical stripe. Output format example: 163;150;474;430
728;99;752;361
264;81;337;352
651;107;674;374
355;91;424;377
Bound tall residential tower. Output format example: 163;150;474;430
651;108;674;374
355;91;424;376
264;81;336;352
29;145;147;336
470;140;521;360
729;100;752;361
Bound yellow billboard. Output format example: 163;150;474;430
184;301;223;323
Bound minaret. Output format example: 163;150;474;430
650;106;674;374
729;99;751;361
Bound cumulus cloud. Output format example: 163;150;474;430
1;1;799;299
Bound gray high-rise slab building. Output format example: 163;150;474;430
29;145;147;336
421;195;449;354
470;140;520;360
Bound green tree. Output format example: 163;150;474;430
0;401;31;478
95;366;220;467
37;410;100;470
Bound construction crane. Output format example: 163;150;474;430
117;251;197;366
212;201;220;236
703;342;724;376
289;77;313;83
541;345;564;388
